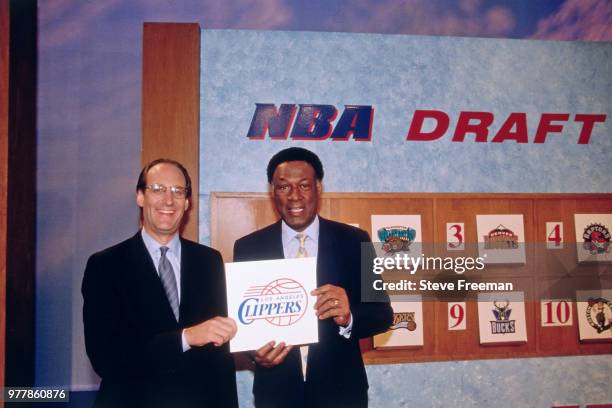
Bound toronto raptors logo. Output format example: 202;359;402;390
582;223;611;255
238;278;308;326
586;297;612;334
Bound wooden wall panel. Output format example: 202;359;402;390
329;196;435;243
211;192;612;365
212;194;278;262
142;23;200;240
0;0;8;395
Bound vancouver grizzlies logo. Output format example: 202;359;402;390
377;226;417;253
586;297;612;334
582;223;611;255
390;312;417;331
490;300;516;334
238;278;308;326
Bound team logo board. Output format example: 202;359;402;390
476;215;526;264
374;298;424;348
574;214;612;262
225;257;319;352
477;292;527;344
371;215;422;257
576;290;612;341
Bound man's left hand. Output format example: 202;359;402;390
312;284;351;327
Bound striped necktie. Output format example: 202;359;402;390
159;246;179;321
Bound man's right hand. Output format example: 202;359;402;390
253;341;292;368
184;316;237;347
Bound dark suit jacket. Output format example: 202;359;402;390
82;232;238;408
233;217;393;408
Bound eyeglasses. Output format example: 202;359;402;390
144;183;189;199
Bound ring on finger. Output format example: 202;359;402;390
333;299;339;306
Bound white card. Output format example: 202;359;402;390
576;290;612;341
225;257;319;352
574;214;612;262
448;301;467;330
446;222;465;251
477;292;527;344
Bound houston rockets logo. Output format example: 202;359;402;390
238;278;308;326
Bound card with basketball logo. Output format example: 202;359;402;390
574;214;612;263
225;257;319;352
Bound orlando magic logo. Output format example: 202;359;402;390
377;226;416;253
490;300;516;334
238;278;308;326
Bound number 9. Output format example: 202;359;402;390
449;303;465;328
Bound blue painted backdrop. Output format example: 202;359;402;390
199;29;611;407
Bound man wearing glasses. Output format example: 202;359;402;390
82;159;238;408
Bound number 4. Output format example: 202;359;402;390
546;222;563;249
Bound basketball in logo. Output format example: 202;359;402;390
238;278;308;326
262;278;308;326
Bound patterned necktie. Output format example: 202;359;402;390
159;246;179;321
295;233;309;379
296;233;308;258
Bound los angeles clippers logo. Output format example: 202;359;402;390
238;278;308;326
582;223;611;255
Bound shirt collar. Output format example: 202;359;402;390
281;215;319;243
141;228;181;256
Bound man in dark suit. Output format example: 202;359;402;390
82;159;238;408
233;147;393;408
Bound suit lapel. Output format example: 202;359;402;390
179;238;197;325
269;220;285;259
316;218;340;286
